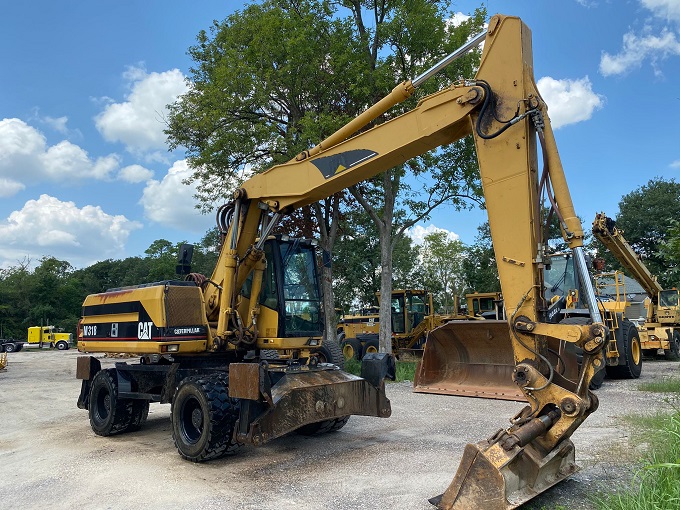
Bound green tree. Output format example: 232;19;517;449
605;178;680;287
166;0;486;352
462;222;500;293
419;231;466;312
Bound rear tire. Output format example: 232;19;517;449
4;343;16;353
296;416;350;436
88;369;134;436
363;339;379;356
171;373;241;462
340;338;362;360
312;338;344;369
606;319;642;379
664;331;680;360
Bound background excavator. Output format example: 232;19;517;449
76;14;607;509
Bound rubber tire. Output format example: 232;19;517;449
296;416;350;436
664;331;680;361
312;338;345;369
88;369;134;436
4;343;16;353
127;400;150;432
171;373;241;462
56;340;69;351
260;349;279;360
14;343;23;352
363;339;379;357
340;338;362;360
559;317;607;390
606;319;642;379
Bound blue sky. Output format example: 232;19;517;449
1;0;679;267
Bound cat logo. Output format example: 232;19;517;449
138;321;153;340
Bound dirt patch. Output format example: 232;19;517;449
0;350;676;509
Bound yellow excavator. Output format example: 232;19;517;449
76;14;607;509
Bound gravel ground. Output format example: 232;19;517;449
0;350;677;510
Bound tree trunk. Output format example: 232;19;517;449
312;197;340;347
378;231;394;354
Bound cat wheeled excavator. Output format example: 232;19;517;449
76;14;607;509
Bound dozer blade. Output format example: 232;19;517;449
414;320;525;401
431;434;578;510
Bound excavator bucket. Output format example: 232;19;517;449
431;433;578;509
0;352;7;370
414;320;525;401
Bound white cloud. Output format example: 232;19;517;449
671;160;680;168
140;159;210;232
600;29;680;76
42;115;69;134
0;195;141;268
600;1;680;76
0;118;120;195
537;76;604;129
406;224;459;245
0;178;25;197
95;65;189;155
642;0;680;24
119;164;154;183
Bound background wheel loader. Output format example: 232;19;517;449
337;289;502;360
414;250;643;401
76;14;608;509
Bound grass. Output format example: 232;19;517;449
343;357;418;383
592;379;680;510
638;378;680;393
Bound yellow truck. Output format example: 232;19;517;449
27;326;72;350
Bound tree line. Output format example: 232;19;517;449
2;177;678;340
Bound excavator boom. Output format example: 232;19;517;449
198;14;605;509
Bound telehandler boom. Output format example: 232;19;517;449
593;212;680;358
77;14;606;509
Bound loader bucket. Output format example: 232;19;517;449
414;320;525;401
431;434;578;509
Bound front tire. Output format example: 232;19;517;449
606;319;642;379
296;416;350;436
56;340;69;350
171;373;241;462
4;343;16;353
312;338;344;369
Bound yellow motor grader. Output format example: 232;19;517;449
76;14;608;509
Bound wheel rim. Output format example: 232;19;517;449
94;387;111;424
632;338;641;365
342;344;355;360
179;395;203;444
365;345;378;354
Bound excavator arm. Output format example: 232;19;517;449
205;14;606;509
